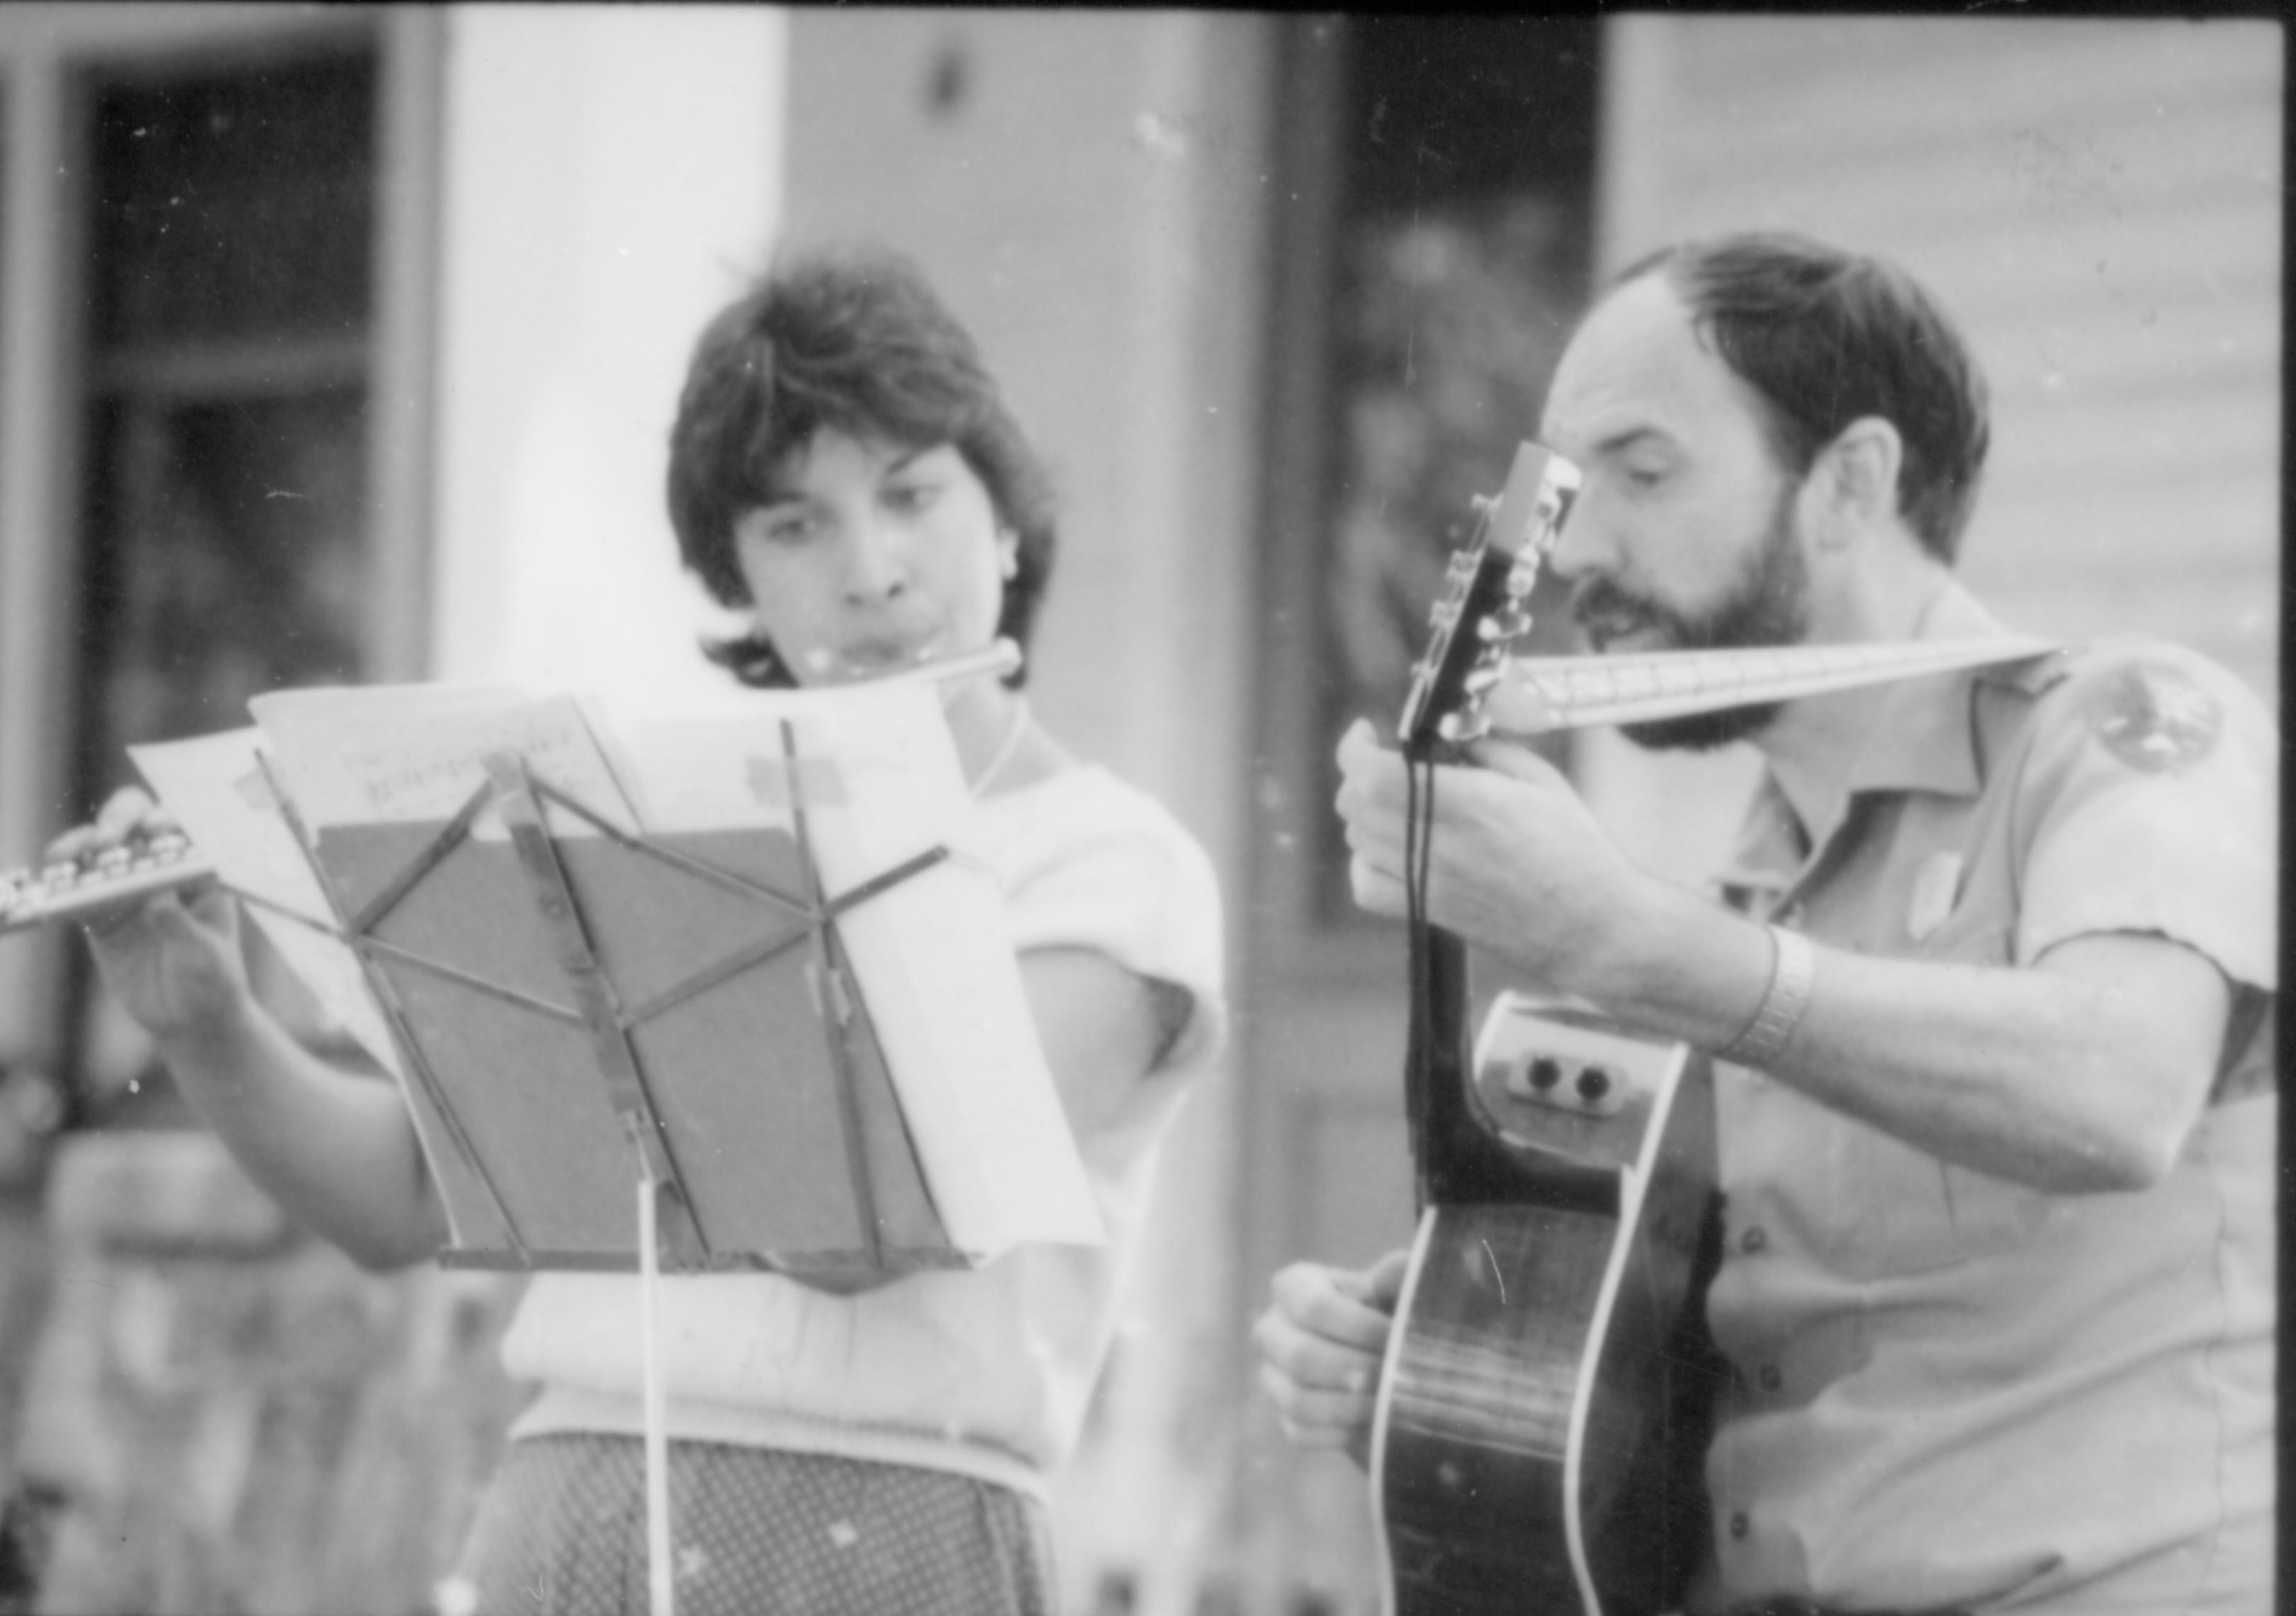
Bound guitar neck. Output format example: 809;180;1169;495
1483;636;2054;736
1409;879;1577;1209
1393;442;1578;1209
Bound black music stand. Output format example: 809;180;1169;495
253;718;965;1281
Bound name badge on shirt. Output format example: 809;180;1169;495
1907;851;1964;943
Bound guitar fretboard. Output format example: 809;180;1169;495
1482;636;2055;737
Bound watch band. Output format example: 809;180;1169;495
1721;923;1816;1067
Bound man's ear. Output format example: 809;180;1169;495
1808;417;1903;549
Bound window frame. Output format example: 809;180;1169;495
0;4;441;1096
1248;13;1603;989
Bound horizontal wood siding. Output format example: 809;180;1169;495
1609;16;2281;702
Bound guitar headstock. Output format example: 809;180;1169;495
1396;441;1580;755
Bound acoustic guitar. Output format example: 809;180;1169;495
1366;441;1727;1616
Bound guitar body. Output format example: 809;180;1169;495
1371;1001;1724;1616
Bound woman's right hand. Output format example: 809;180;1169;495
52;790;445;1269
51;788;248;1046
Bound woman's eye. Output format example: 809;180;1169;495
1621;464;1667;492
760;512;818;545
885;481;941;515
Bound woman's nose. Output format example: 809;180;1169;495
838;519;909;602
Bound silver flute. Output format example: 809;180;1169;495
0;637;1028;936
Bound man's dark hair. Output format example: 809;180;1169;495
666;249;1055;686
1617;232;1990;563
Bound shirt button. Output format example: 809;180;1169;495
1740;1225;1768;1254
1774;902;1805;930
1729;1511;1750;1540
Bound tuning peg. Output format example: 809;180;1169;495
1479;609;1534;642
1438;711;1491;744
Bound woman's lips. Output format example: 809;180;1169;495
820;636;942;682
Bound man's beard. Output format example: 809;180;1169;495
1571;486;1813;751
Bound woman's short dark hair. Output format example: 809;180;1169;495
1617;232;1990;564
666;249;1056;686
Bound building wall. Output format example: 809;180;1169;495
776;13;1276;1610
778;11;1272;844
0;10;800;1610
1583;13;2282;888
427;4;785;701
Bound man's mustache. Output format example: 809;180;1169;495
1568;576;1667;641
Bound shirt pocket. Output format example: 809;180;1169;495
1821;1126;2052;1281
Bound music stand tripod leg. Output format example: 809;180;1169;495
252;753;534;1264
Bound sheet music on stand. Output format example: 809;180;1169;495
128;677;1101;1278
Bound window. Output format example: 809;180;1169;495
77;47;376;795
62;35;390;1121
1258;15;1604;937
1235;23;1612;1599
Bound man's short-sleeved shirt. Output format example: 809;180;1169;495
1687;583;2277;1616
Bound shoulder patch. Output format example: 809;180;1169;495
2081;659;2223;774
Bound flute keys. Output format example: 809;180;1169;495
0;827;208;933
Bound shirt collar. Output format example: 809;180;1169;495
1837;580;2016;801
1709;580;2024;901
1711;777;1804;909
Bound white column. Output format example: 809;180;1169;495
428;4;786;700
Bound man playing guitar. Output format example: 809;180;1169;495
1254;232;2275;1616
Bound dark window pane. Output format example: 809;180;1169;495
1344;16;1600;206
79;387;370;765
69;40;380;1122
90;50;375;349
1311;17;1602;919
